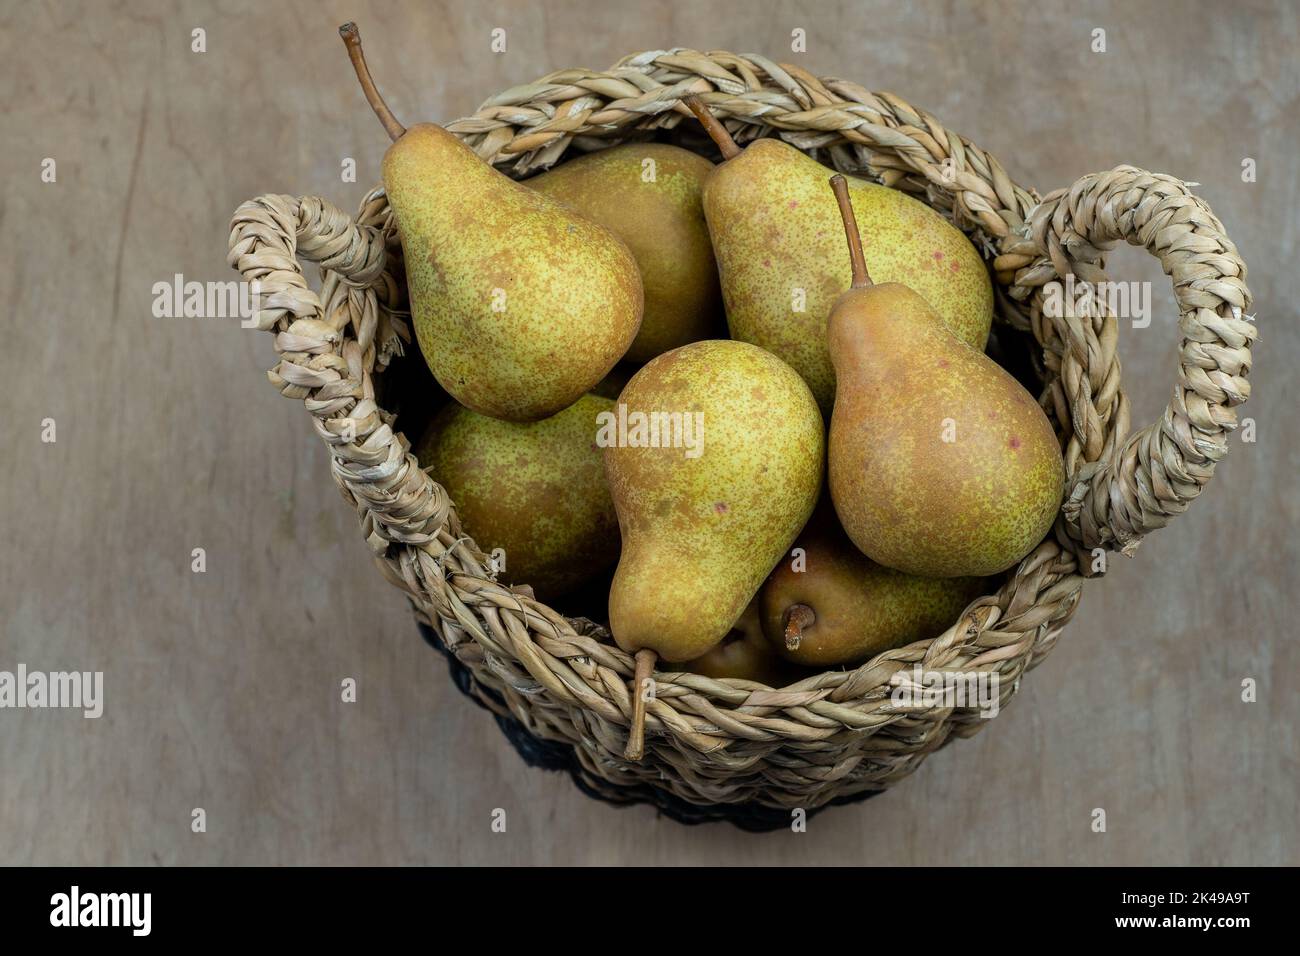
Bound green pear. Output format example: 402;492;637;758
824;176;1064;577
415;394;619;601
761;499;987;666
528;144;723;363
604;340;824;664
683;96;992;413
677;599;804;686
341;24;642;422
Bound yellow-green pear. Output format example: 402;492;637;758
341;24;642;422
683;96;992;413
415;394;619;601
529;144;723;362
604;340;823;758
604;340;824;664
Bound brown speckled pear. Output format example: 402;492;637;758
415;394;619;601
341;24;641;422
677;599;803;686
528;144;723;363
760;499;987;667
824;176;1064;577
682;96;992;414
605;340;824;664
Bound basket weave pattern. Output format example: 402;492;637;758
227;50;1254;809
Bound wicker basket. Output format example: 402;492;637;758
227;49;1254;820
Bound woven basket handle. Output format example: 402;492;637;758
1012;165;1255;558
226;193;388;347
227;193;454;552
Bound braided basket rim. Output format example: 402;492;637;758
226;47;1254;811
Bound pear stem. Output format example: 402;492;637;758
681;94;742;160
624;648;658;761
784;604;816;651
829;175;872;288
339;22;407;143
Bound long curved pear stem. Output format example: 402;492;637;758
624;648;658;761
339;22;407;143
681;95;742;160
784;604;816;651
829;175;872;288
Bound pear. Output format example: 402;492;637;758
528;144;723;362
603;340;823;756
677;599;802;686
683;96;992;413
824;175;1064;577
341;24;642;422
761;500;987;667
415;394;619;601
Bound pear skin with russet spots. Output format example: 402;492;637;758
341;23;642;423
604;340;824;664
824;175;1064;578
529;143;722;363
682;96;991;414
416;394;619;601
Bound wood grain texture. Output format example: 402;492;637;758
1;0;1295;865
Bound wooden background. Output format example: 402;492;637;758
1;0;1296;865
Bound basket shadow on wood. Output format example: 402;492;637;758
226;50;1254;818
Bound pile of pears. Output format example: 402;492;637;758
340;26;1065;759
